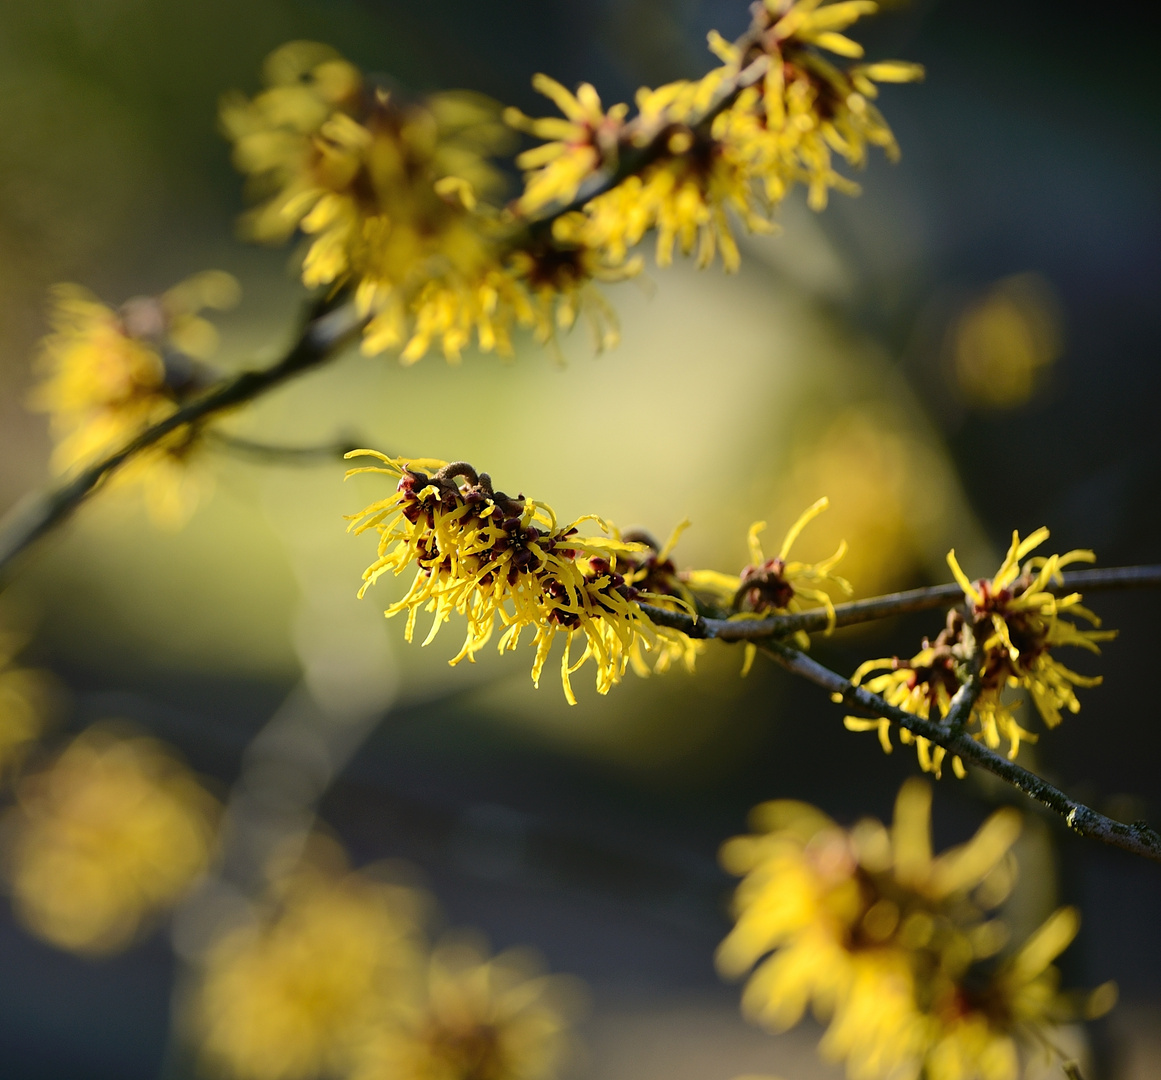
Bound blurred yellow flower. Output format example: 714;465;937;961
225;42;632;363
349;937;582;1080
223;42;504;362
196;853;424;1080
3;725;219;955
347;453;697;704
28;271;239;526
730;1;923;212
950;274;1063;409
504;75;629;215
718;781;1112;1080
0;634;52;781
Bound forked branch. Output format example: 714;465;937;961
758;640;1161;864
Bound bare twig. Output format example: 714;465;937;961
0;298;363;584
638;565;1161;642
206;431;369;465
757;640;1161;865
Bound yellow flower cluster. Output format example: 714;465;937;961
223;43;629;362
195;844;579;1080
346;452;699;704
718;781;1115;1080
685;497;851;673
225;8;917;362
508;0;922;270
347;456;860;699
2;725;219;955
29;271;238;525
0;634;51;781
847;529;1114;775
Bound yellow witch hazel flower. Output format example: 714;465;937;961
346;452;699;704
505;230;640;354
517;65;772;273
29;271;239;526
718;780;1114;1080
949;527;1115;735
349;936;582;1080
509;1;921;272
846;611;974;781
196;843;425;1080
726;0;924;211
2;724;219;955
223;42;510;362
687;497;851;673
504;76;629;215
848;528;1115;776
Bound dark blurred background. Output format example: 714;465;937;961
1;0;1159;1077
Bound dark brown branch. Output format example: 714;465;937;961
757;640;1161;865
0;297;363;584
638;565;1161;642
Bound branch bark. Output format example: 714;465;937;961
757;640;1161;865
639;564;1161;641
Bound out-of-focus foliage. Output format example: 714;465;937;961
2;724;219;954
718;780;1116;1080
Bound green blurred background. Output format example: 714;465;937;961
1;0;1159;1076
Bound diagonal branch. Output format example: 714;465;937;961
0;297;363;584
757;639;1161;865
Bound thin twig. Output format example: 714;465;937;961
757;640;1161;865
0;297;362;583
942;672;980;737
206;431;369;465
638;565;1161;642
